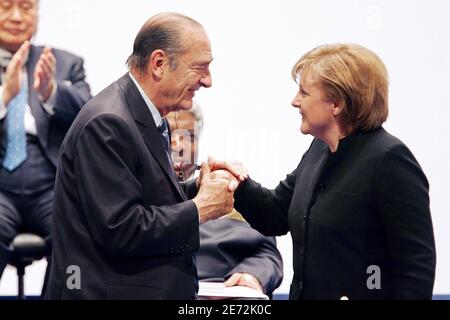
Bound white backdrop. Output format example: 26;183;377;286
1;0;449;296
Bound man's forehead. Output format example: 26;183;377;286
3;0;38;4
180;27;212;56
184;42;212;60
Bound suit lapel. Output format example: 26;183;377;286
26;45;49;148
117;74;187;201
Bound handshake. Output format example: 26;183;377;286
192;157;248;224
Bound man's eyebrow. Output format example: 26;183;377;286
198;57;214;65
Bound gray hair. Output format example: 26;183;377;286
126;12;203;73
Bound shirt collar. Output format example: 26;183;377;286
0;46;30;66
129;72;163;127
0;48;12;67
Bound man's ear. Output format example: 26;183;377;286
147;49;168;79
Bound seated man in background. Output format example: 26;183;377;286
0;0;92;283
167;103;283;296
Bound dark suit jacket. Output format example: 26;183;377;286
0;45;92;167
197;216;283;295
46;74;200;299
235;128;436;300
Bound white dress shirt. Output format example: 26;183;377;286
129;72;163;127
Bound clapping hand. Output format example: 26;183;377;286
2;41;30;106
33;46;56;102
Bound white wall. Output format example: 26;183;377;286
1;0;449;296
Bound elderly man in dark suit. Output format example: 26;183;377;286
0;0;91;281
46;12;242;300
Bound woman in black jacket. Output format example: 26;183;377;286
220;43;436;299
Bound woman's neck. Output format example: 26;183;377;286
322;126;348;153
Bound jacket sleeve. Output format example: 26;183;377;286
52;56;92;125
225;236;283;295
74;113;200;258
234;166;298;236
374;143;436;299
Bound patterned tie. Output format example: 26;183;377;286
2;79;28;171
158;118;171;156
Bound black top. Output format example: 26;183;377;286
235;128;436;299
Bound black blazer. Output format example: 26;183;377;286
197;216;283;295
46;74;200;299
235;128;436;300
0;45;92;167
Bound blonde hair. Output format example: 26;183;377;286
292;44;389;132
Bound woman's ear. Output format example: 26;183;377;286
332;100;344;116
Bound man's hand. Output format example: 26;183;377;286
193;163;235;224
33;46;56;102
2;41;30;106
224;272;264;293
